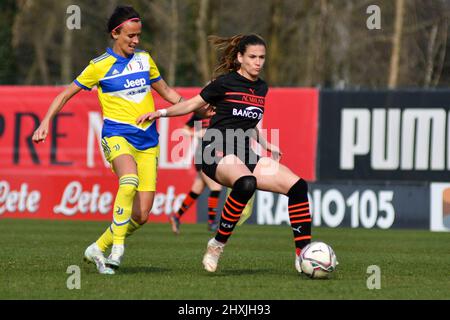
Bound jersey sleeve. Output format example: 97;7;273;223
74;62;99;91
199;78;225;104
148;54;162;84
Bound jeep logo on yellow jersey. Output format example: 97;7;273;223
124;78;146;89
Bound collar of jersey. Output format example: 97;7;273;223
233;70;260;83
107;47;134;62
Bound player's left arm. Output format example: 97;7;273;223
151;78;183;104
254;126;283;161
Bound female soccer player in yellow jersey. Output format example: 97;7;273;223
32;6;193;274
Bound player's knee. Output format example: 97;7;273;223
233;175;257;198
287;178;308;197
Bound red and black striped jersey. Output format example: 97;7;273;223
200;71;268;132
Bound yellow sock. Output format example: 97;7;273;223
96;218;142;252
111;174;139;245
96;225;114;252
126;218;143;237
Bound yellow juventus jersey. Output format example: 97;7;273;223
74;47;161;150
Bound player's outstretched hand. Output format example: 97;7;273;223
136;111;161;125
32;123;49;144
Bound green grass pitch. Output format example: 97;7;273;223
0;218;449;300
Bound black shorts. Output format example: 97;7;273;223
200;139;260;182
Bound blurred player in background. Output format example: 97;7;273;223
32;5;211;274
136;34;311;274
169;113;222;234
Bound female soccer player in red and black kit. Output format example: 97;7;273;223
137;34;311;273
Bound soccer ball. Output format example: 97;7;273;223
300;242;337;279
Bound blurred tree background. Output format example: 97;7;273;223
1;0;450;88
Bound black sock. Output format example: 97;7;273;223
287;179;312;251
215;176;256;243
176;191;199;218
208;190;221;224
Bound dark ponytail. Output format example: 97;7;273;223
107;5;141;34
209;34;266;77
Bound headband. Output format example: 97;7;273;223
112;18;141;33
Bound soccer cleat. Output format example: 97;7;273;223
295;248;302;273
202;238;225;272
170;214;180;235
106;244;124;270
84;243;115;275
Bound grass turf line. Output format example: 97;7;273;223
0;218;449;300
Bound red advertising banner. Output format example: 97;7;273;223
0;86;318;222
264;88;318;181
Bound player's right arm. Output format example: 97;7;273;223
136;75;223;125
34;58;99;144
32;83;82;143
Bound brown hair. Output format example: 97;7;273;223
209;34;266;77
